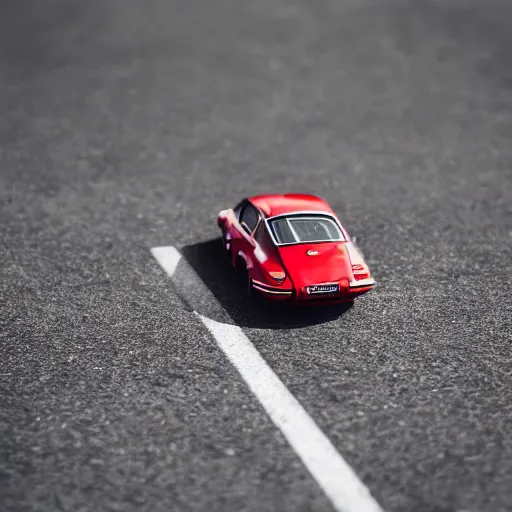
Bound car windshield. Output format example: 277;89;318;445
269;215;344;245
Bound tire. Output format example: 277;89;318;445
235;257;252;297
247;275;253;298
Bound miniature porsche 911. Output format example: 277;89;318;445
217;193;375;303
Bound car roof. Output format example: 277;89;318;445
248;193;333;218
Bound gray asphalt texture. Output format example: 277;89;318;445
1;0;511;511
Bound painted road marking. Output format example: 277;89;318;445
151;246;181;277
150;246;384;512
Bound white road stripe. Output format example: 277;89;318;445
150;246;182;276
151;246;384;512
199;315;383;512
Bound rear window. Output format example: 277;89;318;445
269;216;344;245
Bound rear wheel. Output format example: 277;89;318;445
235;257;252;297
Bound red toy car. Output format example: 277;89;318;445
217;194;375;303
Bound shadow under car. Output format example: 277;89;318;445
179;238;352;330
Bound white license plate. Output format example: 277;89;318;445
306;284;339;295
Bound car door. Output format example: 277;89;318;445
231;201;260;270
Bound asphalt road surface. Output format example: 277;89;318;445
1;1;511;511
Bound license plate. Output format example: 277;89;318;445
306;284;339;295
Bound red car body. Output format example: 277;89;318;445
217;194;375;304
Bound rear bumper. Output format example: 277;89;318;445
251;278;375;303
251;279;294;300
348;277;375;290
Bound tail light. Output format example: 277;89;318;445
346;243;370;281
269;270;286;282
352;264;370;281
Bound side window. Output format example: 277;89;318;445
254;220;267;244
233;199;248;221
240;203;259;234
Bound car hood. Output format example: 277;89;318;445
277;242;352;289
